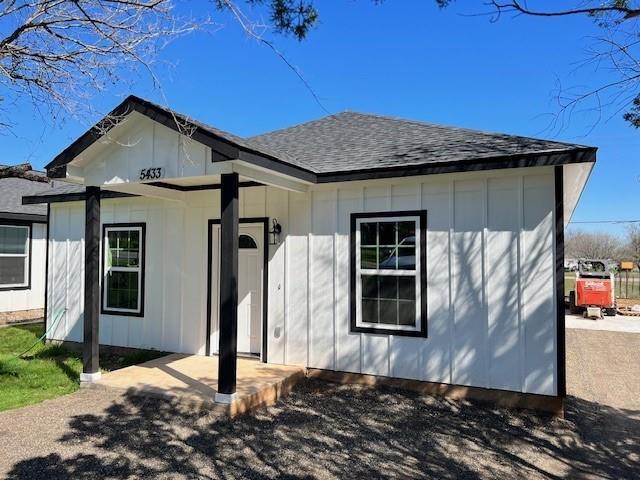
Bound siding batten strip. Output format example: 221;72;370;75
43;204;50;337
358;187;364;374
417;182;423;381
180;208;186;352
448;181;455;385
65;209;71;339
482;178;489;388
206;216;213;355
283;190;290;364
284;192;290;365
161;209;167;351
307;192;313;369
333;189;339;372
517;176;525;392
387;186;392;378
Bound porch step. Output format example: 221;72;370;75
90;353;305;417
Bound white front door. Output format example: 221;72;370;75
210;223;264;356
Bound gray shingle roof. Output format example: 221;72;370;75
178;111;302;167
46;96;595;182
0;175;58;216
134;97;300;165
248;111;591;174
45;95;308;178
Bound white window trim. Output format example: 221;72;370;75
0;224;30;289
103;225;143;315
355;215;422;333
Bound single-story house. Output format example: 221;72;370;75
0;166;53;319
23;96;595;410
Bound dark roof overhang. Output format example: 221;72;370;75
315;147;596;183
22;190;136;205
0;212;47;223
45;95;317;183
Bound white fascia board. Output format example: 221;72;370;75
231;160;310;193
105;183;185;203
563;162;595;227
204;160;234;176
63;165;86;184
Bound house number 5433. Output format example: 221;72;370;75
139;167;163;180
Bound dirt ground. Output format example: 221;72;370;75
566;328;640;409
0;329;638;480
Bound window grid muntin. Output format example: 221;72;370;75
106;229;140;268
0;225;30;288
359;220;416;271
360;274;416;327
356;216;421;332
103;225;143;314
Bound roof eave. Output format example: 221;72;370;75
44;95;597;186
313;147;596;184
22;190;137;205
0;212;48;223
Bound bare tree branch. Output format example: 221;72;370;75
490;1;640;20
0;0;203;128
442;1;640;131
566;230;624;260
219;0;329;114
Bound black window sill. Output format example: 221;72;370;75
351;325;428;337
100;309;144;318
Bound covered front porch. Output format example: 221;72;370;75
92;353;305;416
39;97;312;405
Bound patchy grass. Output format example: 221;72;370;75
0;323;166;412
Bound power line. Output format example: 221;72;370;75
569;220;640;224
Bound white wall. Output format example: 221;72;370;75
293;169;557;396
77;112;212;186
47;166;558;395
48;188;276;355
48;196;213;355
0;222;47;313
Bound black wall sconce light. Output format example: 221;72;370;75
269;218;282;245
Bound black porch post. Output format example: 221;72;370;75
82;186;101;381
217;173;239;399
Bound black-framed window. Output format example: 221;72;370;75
350;211;427;337
102;223;146;316
0;224;31;289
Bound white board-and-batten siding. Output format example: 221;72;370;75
0;223;47;313
47;167;558;396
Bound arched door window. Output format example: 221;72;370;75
239;234;258;249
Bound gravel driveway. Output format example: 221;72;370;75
0;329;638;480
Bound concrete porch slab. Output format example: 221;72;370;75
91;353;305;416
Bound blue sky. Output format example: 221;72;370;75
2;1;638;235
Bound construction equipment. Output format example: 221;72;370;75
568;259;616;318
